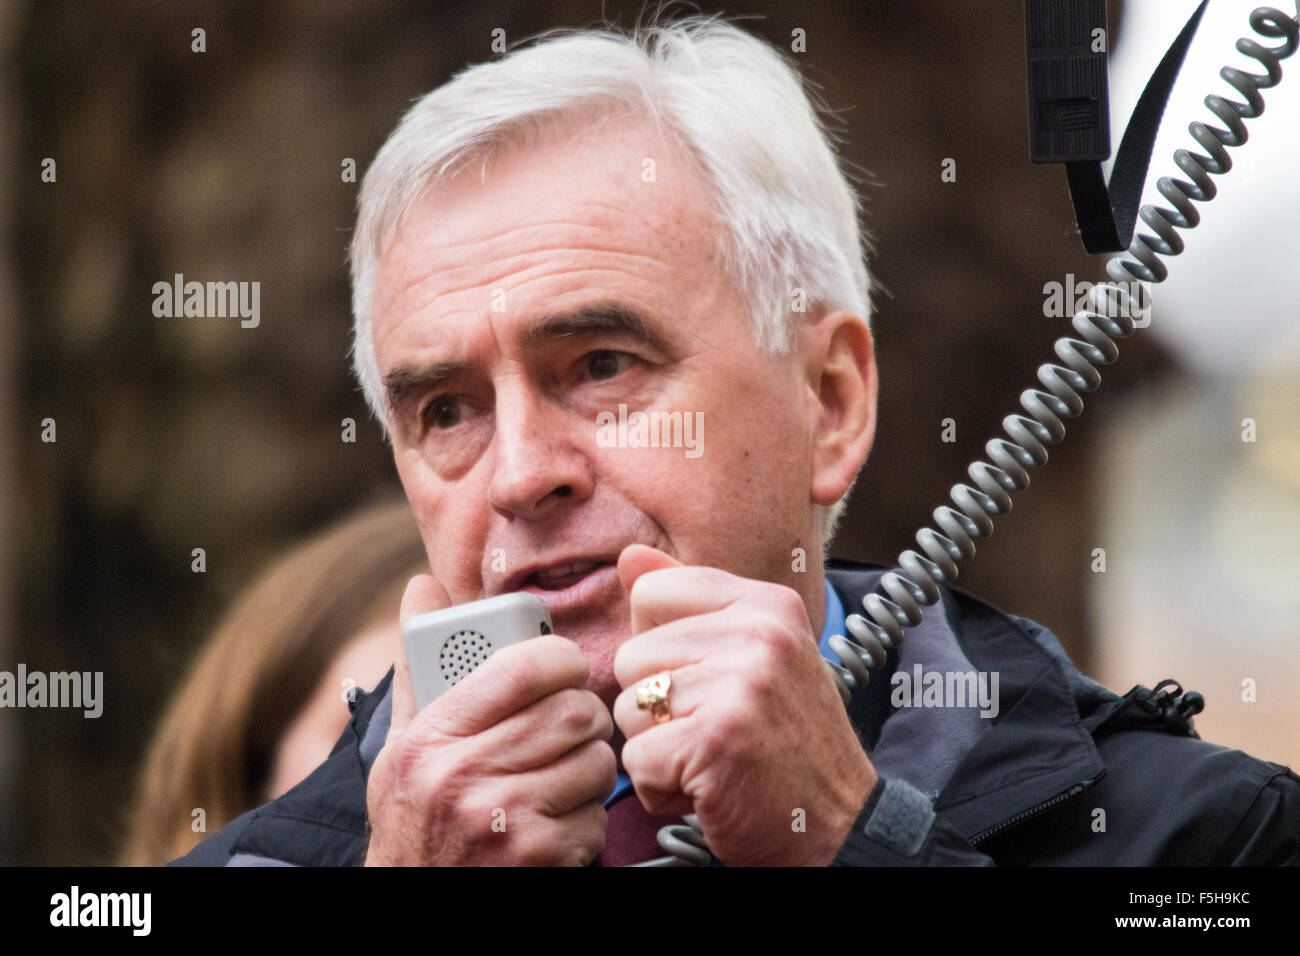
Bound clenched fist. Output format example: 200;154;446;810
612;545;876;866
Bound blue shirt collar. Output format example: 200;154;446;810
819;576;847;663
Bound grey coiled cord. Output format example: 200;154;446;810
826;5;1300;708
635;5;1299;867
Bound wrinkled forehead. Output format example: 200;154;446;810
370;110;726;344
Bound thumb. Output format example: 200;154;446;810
618;544;684;635
616;542;682;594
389;573;453;737
616;543;682;592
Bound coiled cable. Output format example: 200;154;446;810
824;4;1298;704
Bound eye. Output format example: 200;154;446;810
423;395;467;430
585;350;634;381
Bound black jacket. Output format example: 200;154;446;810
172;560;1300;866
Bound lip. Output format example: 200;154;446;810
514;562;621;617
502;554;618;593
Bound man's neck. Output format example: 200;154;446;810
802;550;829;643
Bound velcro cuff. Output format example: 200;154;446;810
862;777;936;858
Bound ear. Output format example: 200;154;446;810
803;310;877;509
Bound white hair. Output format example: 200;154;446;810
349;14;872;545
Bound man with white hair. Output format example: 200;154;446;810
175;15;1300;867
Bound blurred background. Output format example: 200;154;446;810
1;0;1296;864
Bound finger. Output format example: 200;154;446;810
427;635;591;737
618;544;706;635
513;797;608;867
616;543;682;593
612;660;709;740
524;737;619;818
620;720;696;817
390;574;453;737
474;687;614;774
618;550;749;633
612;608;745;690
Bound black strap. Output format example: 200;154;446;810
1066;0;1208;253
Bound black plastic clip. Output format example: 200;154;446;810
1150;679;1205;733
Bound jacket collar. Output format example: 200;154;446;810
826;559;1106;844
226;667;394;866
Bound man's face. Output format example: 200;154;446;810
372;114;824;706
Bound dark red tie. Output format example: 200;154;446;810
593;793;677;866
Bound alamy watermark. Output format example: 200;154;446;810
152;273;260;328
0;664;102;718
595;403;704;458
890;664;1000;718
1042;273;1151;328
50;886;150;936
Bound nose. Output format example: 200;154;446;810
487;381;594;520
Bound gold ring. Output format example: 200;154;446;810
635;671;673;724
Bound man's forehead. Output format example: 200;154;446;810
371;112;719;339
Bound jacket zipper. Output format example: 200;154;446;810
967;774;1102;846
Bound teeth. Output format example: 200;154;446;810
536;560;599;581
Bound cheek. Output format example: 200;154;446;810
692;405;812;561
394;453;438;533
598;383;808;524
393;450;480;592
427;520;487;601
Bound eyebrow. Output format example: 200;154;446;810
382;303;672;423
519;303;671;355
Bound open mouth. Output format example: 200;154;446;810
504;556;622;616
523;559;612;591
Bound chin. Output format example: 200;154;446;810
563;611;630;708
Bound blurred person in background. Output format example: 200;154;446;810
121;499;427;865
